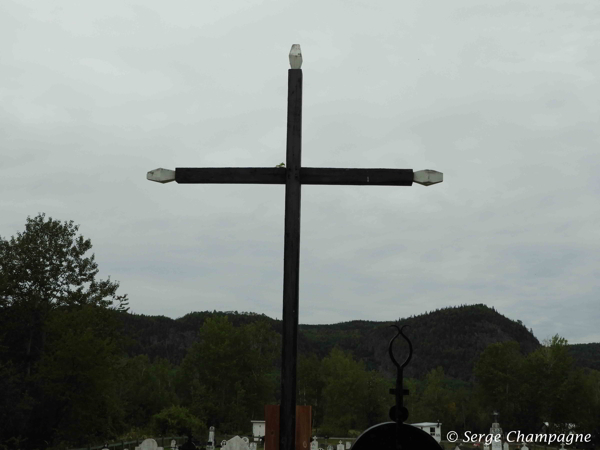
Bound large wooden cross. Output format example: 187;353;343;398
147;44;443;450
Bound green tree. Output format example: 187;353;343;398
151;405;205;436
32;305;127;449
0;214;128;377
364;370;392;428
243;319;281;419
297;353;326;428
320;347;369;435
0;214;129;449
523;335;585;432
177;316;278;433
407;366;464;431
119;355;179;430
575;369;600;443
474;341;525;431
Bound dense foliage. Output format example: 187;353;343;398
1;214;599;449
0;215;129;449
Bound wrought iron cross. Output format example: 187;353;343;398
147;44;443;450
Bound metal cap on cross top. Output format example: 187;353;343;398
146;44;443;450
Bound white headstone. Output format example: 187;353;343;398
484;444;490;450
170;440;177;450
503;443;509;450
311;437;319;450
490;421;503;450
345;442;351;449
209;426;215;444
135;439;163;450
521;445;529;450
337;441;344;450
327;445;333;450
249;443;257;450
222;436;250;450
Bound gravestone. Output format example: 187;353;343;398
336;441;344;450
170;440;177;450
327;445;333;450
180;436;196;450
503;443;508;450
249;443;257;450
345;442;351;449
221;436;250;450
310;437;318;450
521;445;529;450
208;426;215;449
135;439;163;450
484;444;490;450
489;412;503;450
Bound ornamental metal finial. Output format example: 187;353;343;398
388;325;413;450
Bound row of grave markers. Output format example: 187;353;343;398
129;436;353;450
105;435;570;450
130;436;257;450
310;437;351;450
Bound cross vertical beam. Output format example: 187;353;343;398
280;66;302;450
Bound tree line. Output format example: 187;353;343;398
1;215;599;449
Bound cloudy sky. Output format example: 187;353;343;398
2;0;599;344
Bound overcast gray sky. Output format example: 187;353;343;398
2;0;599;344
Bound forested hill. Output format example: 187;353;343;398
568;343;600;371
300;304;541;381
116;304;563;381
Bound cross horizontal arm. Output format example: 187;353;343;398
301;168;413;186
176;167;285;184
174;167;415;186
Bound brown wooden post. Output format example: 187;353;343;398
295;406;312;450
280;65;302;450
265;404;280;450
266;405;312;450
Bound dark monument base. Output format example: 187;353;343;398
351;422;442;450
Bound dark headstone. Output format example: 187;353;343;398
351;422;442;450
180;434;197;450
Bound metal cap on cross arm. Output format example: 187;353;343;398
413;170;443;186
147;168;175;183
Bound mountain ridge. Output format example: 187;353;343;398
116;304;597;382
